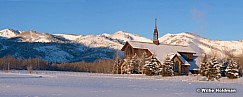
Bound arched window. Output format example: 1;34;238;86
174;61;179;72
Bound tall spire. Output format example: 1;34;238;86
153;18;159;45
155;18;157;29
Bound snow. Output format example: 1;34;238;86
34;46;73;62
1;28;243;63
127;41;196;68
54;34;82;41
55;31;152;50
75;34;123;49
2;28;243;58
0;29;19;38
108;31;152;43
159;32;243;57
0;71;243;97
1;28;243;56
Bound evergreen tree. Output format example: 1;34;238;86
206;57;221;81
144;54;160;76
138;52;147;74
220;59;229;77
226;59;239;79
121;54;140;74
121;57;131;74
161;56;174;76
200;55;208;76
130;53;139;74
112;54;121;74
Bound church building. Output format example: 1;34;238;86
120;19;197;75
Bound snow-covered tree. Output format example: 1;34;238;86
112;54;121;74
161;56;174;76
144;54;161;76
121;54;140;74
200;54;208;76
130;53;139;74
219;59;229;77
206;57;221;81
121;57;131;74
226;59;239;79
138;52;147;74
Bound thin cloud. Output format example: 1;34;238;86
191;8;206;34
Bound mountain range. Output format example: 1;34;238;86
0;28;242;63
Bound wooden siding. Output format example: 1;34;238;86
172;55;182;75
181;66;189;75
172;55;189;75
123;44;133;58
121;42;192;76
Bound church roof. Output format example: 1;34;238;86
122;41;196;66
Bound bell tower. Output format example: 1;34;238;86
153;18;159;45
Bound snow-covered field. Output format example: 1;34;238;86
0;71;242;97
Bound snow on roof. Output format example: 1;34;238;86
188;61;199;70
127;41;196;66
177;54;190;65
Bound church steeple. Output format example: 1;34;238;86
155;18;157;29
153;18;159;45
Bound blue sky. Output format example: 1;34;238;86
0;0;243;40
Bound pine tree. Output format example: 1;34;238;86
226;59;239;79
220;59;229;77
144;54;160;76
206;57;221;81
130;53;139;74
138;52;147;74
112;54;121;74
121;57;131;74
161;56;174;76
121;54;140;74
200;55;208;76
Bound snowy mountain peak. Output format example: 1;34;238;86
109;31;152;42
0;28;20;38
1;28;243;63
54;34;82;41
159;32;243;57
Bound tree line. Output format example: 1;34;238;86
0;56;50;71
0;56;114;73
51;59;114;73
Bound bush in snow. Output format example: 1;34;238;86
226;59;239;79
206;57;221;81
144;54;161;76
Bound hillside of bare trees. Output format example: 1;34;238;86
0;56;114;73
0;56;50;71
51;59;114;73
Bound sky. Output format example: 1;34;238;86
0;0;243;40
